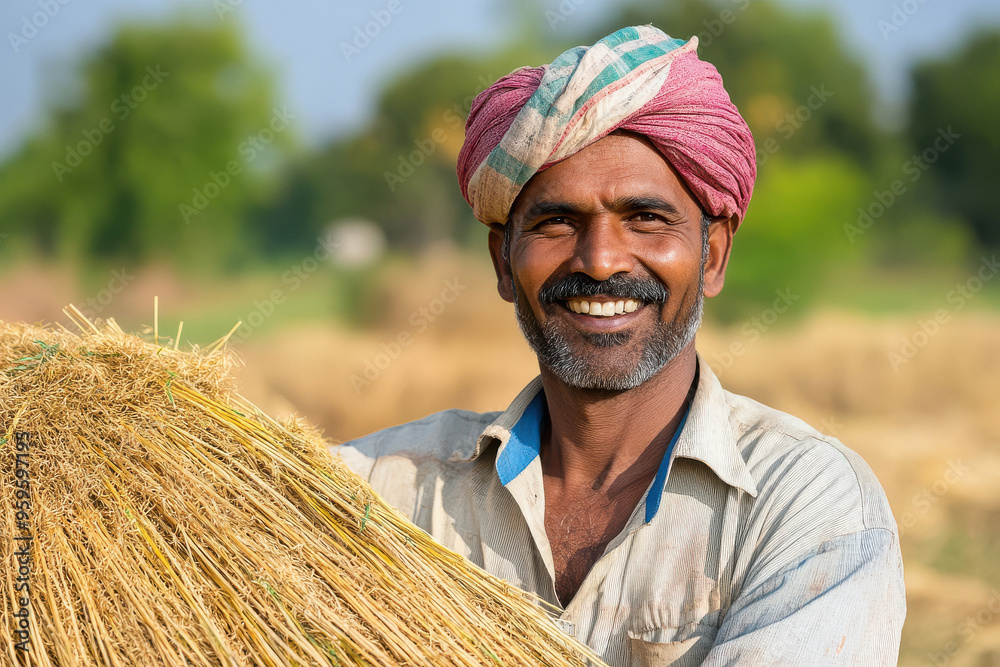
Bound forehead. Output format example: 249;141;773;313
508;132;700;222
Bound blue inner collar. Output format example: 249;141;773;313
496;392;546;486
495;390;692;523
644;405;690;522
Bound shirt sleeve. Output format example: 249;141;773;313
702;527;906;665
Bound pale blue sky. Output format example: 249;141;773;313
2;0;998;159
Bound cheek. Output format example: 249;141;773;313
639;240;703;287
513;240;570;296
644;243;683;266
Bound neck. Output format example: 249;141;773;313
538;344;698;493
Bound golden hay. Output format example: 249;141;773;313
0;312;605;667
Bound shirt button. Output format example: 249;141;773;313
555;618;575;637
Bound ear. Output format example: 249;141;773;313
487;223;515;303
703;216;737;298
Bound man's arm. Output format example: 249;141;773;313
703;516;905;664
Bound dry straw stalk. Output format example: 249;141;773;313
1;310;605;667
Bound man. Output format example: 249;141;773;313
335;26;905;665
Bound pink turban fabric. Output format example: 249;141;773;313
457;26;756;229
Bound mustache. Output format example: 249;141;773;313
538;273;669;305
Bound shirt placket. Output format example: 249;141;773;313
499;455;561;607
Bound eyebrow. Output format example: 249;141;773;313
607;196;682;216
516;196;682;223
518;201;582;222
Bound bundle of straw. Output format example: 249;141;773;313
1;311;604;667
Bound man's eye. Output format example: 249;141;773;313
534;217;573;231
631;212;668;227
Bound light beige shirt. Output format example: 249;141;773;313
334;357;905;666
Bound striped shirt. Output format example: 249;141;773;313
334;356;905;665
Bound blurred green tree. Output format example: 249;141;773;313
908;29;1000;248
0;16;292;270
714;154;868;319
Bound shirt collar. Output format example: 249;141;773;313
474;375;543;459
472;356;758;501
676;356;758;497
495;390;546;485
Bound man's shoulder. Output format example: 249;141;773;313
723;387;895;533
332;408;500;479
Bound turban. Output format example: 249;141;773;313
457;25;756;229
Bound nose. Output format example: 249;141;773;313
569;218;634;281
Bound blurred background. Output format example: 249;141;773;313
2;0;999;663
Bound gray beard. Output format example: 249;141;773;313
512;257;706;392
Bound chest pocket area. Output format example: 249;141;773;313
627;621;717;666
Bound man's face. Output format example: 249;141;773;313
489;132;733;391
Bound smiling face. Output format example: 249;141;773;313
488;131;735;391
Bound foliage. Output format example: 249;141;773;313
0;16;291;271
908;29;1000;247
710;154;868;321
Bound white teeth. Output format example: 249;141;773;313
567;298;643;317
